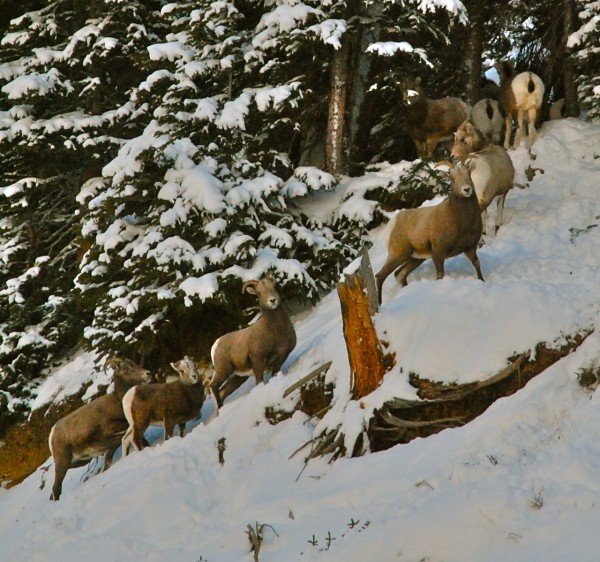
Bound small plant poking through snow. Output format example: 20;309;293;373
245;522;278;562
302;518;371;554
530;485;545;510
576;361;600;391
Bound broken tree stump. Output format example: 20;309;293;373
337;250;393;400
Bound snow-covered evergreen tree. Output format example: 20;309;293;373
0;0;165;411
569;0;600;120
77;1;368;367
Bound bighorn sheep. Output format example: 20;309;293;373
549;98;566;120
375;162;483;303
495;60;545;149
451;119;515;236
397;76;469;159
210;277;296;408
470;98;503;145
121;356;205;455
48;358;150;500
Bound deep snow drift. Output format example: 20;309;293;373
1;118;600;562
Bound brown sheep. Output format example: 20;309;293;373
452;119;515;236
210;277;296;408
495;60;545;149
397;76;469;159
48;358;150;500
121;356;205;454
375;162;483;303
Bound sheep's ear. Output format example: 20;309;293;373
242;280;258;294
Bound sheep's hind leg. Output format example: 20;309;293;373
375;257;404;304
50;457;70;501
219;374;249;404
495;194;507;234
394;257;425;286
503;116;512;149
527;107;538;147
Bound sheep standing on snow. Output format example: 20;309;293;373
452;119;515;236
121;356;206;455
48;358;150;500
397;76;469;159
375;162;483;303
470;98;503;145
210;277;296;408
496;60;545;149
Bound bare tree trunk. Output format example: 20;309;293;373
337;252;392;400
463;0;484;105
346;2;383;171
562;0;580;117
326;40;350;175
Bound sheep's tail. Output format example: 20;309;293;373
528;75;535;93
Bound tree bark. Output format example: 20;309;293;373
326;39;351;175
562;0;580;117
463;0;484;105
337;251;390;400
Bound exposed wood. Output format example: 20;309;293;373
297;330;592;464
337;251;392;400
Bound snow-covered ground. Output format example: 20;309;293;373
1;118;600;561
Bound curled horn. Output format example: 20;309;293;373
104;356;123;371
242;279;258;294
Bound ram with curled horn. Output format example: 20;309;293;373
209;276;297;409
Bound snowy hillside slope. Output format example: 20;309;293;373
1;118;600;561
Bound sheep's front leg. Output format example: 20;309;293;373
431;252;446;280
102;447;118;471
464;247;485;282
163;418;175;442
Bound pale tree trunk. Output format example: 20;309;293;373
346;2;383;171
463;0;484;105
326;40;350;175
562;0;580;117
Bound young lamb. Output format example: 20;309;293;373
210;277;296;408
495;60;545;149
375;162;483;303
470;98;503;145
451;119;515;236
48;357;150;500
397;76;469;160
121;356;205;455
